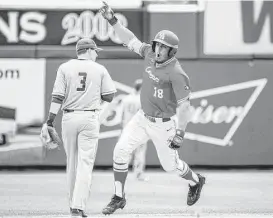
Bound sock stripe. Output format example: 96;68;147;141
177;162;189;176
177;168;185;176
114;161;127;165
113;161;128;170
113;167;128;172
185;166;190;175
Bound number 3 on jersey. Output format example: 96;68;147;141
154;87;163;98
77;72;87;91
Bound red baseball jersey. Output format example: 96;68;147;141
139;44;191;118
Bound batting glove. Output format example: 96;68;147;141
169;130;185;150
99;1;118;25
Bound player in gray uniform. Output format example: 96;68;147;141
44;38;116;218
121;79;148;181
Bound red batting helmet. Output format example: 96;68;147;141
152;30;179;57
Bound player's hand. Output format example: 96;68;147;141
169;130;184;150
99;1;115;21
99;1;114;20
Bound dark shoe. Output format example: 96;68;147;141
102;195;126;215
81;210;88;218
71;208;82;218
136;173;149;182
187;173;206;206
70;208;88;218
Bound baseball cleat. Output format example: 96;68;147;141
102;194;126;215
70;208;88;218
81;210;88;217
187;173;206;206
136;173;149;182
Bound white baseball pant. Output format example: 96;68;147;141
114;110;190;175
62;111;100;210
132;142;147;175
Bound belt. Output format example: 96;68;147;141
144;113;171;123
64;109;97;113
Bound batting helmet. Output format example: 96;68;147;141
151;30;179;57
134;79;142;92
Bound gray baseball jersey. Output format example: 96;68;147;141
52;59;116;111
54;58;116;210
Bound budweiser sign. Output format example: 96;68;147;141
100;79;267;147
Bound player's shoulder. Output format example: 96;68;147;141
171;59;189;77
55;60;72;74
59;59;78;70
169;59;190;85
93;61;109;74
58;60;71;69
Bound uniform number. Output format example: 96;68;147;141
77;72;87;91
154;87;163;98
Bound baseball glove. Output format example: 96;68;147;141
169;130;185;150
40;124;62;150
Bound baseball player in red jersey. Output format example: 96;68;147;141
121;79;149;181
99;2;206;215
43;38;116;218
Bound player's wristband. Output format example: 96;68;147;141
49;102;61;115
46;112;56;127
109;16;118;26
176;129;185;138
46;119;54;127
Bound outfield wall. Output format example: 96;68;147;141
47;59;272;166
2;58;271;166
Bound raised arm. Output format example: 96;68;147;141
99;1;148;56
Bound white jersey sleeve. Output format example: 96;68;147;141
52;66;66;97
101;68;116;95
127;37;143;55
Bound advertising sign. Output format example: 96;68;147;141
0;59;46;126
0;0;142;10
187;78;267;147
203;0;273;55
0;59;46;166
0;9;143;46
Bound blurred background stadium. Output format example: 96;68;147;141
0;0;273;217
1;0;272;168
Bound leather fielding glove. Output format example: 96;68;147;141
40;123;62;150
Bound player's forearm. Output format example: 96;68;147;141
46;95;64;126
111;19;136;46
176;100;191;132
